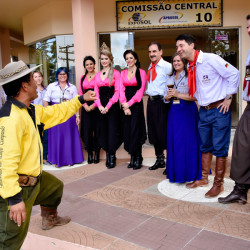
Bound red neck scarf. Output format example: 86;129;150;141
243;78;250;96
188;50;199;97
147;58;161;83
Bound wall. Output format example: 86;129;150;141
23;0;73;45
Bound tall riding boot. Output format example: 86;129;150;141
218;183;248;204
128;154;135;169
106;152;110;168
186;152;212;188
41;206;71;230
205;157;227;198
149;154;165;170
108;154;116;169
94;148;100;164
88;151;93;164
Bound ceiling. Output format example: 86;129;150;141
0;0;52;36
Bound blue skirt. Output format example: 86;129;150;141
166;99;201;183
48;103;84;167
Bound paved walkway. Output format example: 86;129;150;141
22;148;250;250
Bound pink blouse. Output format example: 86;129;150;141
94;69;120;110
119;68;147;106
78;75;97;107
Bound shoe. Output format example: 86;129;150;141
41;206;71;230
186;152;212;189
43;161;51;166
218;183;248;204
163;169;166;175
106;152;110;168
149;154;165;170
133;155;143;170
88;151;93;164
94;149;100;164
128;155;135;168
108;154;116;169
205;157;227;198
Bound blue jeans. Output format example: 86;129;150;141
198;107;231;157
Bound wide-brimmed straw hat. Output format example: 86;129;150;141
0;60;42;86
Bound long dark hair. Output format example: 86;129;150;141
123;50;142;90
169;52;188;77
80;56;96;94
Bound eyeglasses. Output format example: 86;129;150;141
58;73;67;76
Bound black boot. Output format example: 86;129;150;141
218;183;248;204
106;152;110;168
94;149;100;164
128;155;135;169
88;151;93;164
108;154;116;169
133;155;143;170
149;154;165;170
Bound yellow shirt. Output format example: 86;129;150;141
0;96;82;199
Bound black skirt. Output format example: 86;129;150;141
97;86;122;153
80;89;100;151
122;86;147;154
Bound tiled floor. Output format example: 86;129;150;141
22;151;250;250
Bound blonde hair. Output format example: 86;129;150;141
100;43;114;85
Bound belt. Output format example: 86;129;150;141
149;95;163;101
18;174;40;187
201;99;224;110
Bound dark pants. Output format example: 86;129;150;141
43;129;48;160
0;171;63;250
230;103;250;184
147;97;169;156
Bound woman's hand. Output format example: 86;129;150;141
168;88;179;98
84;105;91;112
122;102;129;110
124;108;131;116
89;104;96;111
76;116;80;125
99;106;108;114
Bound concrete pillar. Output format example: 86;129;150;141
0;28;11;67
72;0;97;90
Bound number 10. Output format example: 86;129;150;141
196;13;212;22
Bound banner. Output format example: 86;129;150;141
116;0;222;30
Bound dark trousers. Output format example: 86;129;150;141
147;97;169;156
0;171;63;250
43;129;48;160
230;103;250;184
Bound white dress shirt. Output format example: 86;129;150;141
43;82;78;103
242;49;250;102
146;58;172;96
32;87;47;105
193;51;240;106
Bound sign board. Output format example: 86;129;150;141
116;0;223;30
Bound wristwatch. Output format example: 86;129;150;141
225;95;232;100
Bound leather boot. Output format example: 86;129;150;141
94;149;100;164
218;183;248;204
186;152;212;188
108;154;116;169
128;155;135;168
106;152;110;168
133;155;143;170
149;154;165;170
41;206;71;230
205;157;227;198
88;151;93;164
